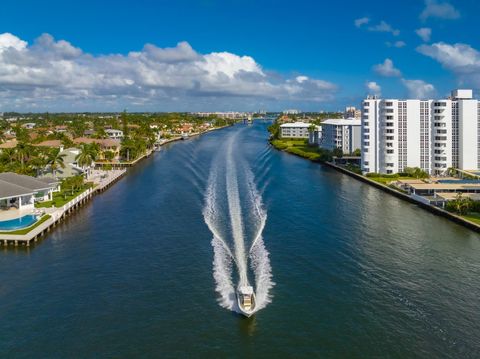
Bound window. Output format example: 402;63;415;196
386;170;393;174
387;149;394;154
385;102;393;106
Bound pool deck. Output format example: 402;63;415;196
0;169;126;247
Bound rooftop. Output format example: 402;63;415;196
280;122;311;128
322;118;361;126
0;173;57;200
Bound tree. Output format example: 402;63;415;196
104;150;115;161
404;167;429;179
15;142;34;165
446;193;472;215
47;148;66;178
332;147;343;159
352;148;361;156
75;143;98;169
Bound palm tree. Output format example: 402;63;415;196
75;143;97;171
15;142;34;165
47;148;66;178
104;150;115;162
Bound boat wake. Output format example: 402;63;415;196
203;130;274;314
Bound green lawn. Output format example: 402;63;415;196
271;139;323;161
0;215;51;235
462;212;480;225
36;186;91;208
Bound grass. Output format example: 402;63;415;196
0;215;51;235
461;212;480;225
271;138;324;161
36;186;91;208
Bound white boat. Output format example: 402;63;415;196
237;285;256;317
181;133;189;140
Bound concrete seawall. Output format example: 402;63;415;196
271;141;480;234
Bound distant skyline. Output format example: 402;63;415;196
0;0;479;112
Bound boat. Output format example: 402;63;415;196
181;133;189;140
237;285;256;317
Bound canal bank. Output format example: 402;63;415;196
0;126;230;248
269;138;480;234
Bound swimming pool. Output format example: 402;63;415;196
0;215;38;231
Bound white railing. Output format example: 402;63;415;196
62;188;93;212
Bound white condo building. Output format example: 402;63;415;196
320;118;361;154
361;89;480;175
280;122;311;138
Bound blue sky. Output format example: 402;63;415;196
0;0;479;112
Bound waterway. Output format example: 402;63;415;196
1;122;479;358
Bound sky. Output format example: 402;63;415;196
0;0;479;112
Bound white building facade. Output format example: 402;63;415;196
320;118;361;154
361;89;480;175
280;122;311;138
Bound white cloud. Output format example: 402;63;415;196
386;41;406;48
420;0;460;21
417;42;480;88
0;32;338;111
416;28;432;42
373;58;402;77
354;17;370;28
366;81;381;95
401;79;435;98
368;21;400;36
417;42;480;71
0;33;27;52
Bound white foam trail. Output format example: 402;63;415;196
225;135;248;286
203;129;274;314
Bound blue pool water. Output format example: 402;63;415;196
0;215;37;231
438;179;480;184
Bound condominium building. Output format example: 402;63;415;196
361;89;480;175
279;122;311;138
344;106;361;120
320;118;361;154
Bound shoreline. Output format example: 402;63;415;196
269;139;480;234
0;125;230;248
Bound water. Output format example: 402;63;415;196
1;122;480;358
0;214;37;230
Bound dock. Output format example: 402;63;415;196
0;169;126;247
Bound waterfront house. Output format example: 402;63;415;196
73;138;121;160
0;173;58;218
40;148;85;180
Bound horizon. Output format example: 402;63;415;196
0;0;479;112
